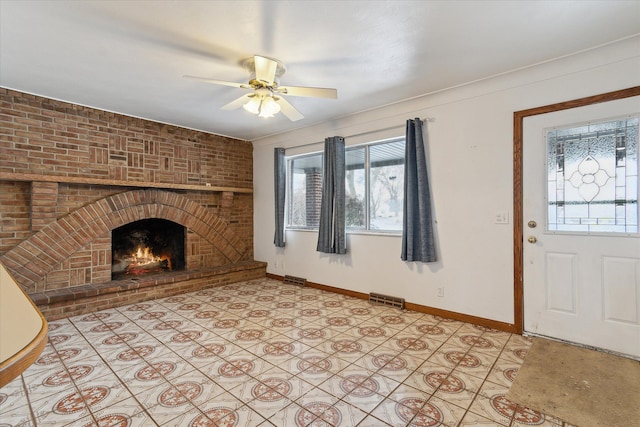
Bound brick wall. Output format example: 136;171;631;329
0;89;252;187
0;89;257;299
0;181;31;253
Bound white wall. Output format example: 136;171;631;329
253;36;640;325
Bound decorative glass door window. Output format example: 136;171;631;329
546;116;638;234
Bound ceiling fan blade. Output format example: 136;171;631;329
254;55;278;86
221;94;253;110
277;86;337;99
183;75;251;89
276;97;304;122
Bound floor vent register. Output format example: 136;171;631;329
369;292;405;310
283;275;307;287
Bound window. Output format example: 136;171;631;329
345;147;366;228
346;138;405;232
287;138;405;233
287;153;323;228
546;116;638;234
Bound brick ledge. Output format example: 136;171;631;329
29;261;267;306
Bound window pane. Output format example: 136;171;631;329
369;140;405;231
346;147;365;228
288;153;323;227
547;116;639;233
287;139;407;233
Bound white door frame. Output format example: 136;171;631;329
512;86;640;334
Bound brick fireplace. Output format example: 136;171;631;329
0;89;266;319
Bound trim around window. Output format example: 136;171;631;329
285;137;405;233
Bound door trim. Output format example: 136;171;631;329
512;86;640;334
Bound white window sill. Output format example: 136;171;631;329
285;228;401;237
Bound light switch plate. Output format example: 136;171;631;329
495;211;509;224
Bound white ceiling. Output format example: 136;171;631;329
1;1;639;142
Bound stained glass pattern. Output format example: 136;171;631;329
547;116;639;233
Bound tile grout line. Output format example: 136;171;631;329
51;319;103;427
19;374;39;427
117;302;226;426
68;310;164;426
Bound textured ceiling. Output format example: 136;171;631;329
1;1;639;142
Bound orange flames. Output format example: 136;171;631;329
126;247;172;270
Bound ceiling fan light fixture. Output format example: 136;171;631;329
258;96;281;118
189;55;335;122
242;96;261;115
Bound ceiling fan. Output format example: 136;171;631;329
184;55;337;121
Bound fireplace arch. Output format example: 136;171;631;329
0;189;249;293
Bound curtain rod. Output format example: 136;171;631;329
284;118;429;151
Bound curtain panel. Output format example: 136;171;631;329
316;136;347;254
273;147;286;247
402;119;437;262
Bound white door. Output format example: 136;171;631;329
523;96;640;359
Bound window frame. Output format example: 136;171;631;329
286;151;324;230
285;137;406;235
346;137;406;234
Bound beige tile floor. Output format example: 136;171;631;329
0;278;571;426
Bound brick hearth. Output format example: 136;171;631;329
30;261;266;320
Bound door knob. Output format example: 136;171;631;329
528;220;537;228
527;236;537;244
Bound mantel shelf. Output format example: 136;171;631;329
0;172;253;194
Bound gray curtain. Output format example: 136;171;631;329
273;147;286;247
316;136;347;254
402;119;437;262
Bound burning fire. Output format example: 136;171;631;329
125;246;172;270
129;246;160;265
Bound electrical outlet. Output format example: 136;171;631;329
437;288;444;297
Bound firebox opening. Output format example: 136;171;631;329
112;219;185;280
